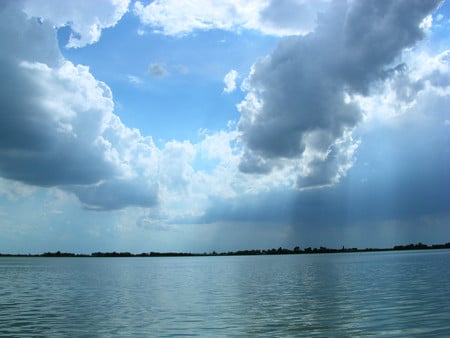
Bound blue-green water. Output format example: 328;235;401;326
1;250;450;337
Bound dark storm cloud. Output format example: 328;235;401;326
238;0;441;187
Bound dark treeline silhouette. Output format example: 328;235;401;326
41;251;89;257
1;242;450;257
91;251;195;257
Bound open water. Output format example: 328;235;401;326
1;250;450;337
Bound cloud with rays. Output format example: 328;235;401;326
0;0;448;235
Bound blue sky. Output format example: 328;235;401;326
0;0;449;254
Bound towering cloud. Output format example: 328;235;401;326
0;1;158;210
237;0;442;188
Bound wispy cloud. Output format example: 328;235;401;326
128;74;143;85
148;62;168;77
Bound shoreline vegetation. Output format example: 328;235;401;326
1;242;450;258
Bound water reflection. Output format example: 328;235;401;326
1;251;449;336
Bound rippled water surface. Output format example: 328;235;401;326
1;250;450;337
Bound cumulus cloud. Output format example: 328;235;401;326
237;0;441;189
0;1;159;210
223;69;238;93
1;0;446;223
354;49;450;123
0;18;116;186
23;0;130;48
133;0;326;37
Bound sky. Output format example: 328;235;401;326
0;0;449;254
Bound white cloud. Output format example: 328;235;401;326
128;74;143;85
0;178;36;201
23;0;130;48
134;0;261;36
0;1;161;210
133;0;328;37
159;140;196;193
223;69;238;93
419;14;433;33
354;49;450;125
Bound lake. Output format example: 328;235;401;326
1;250;449;337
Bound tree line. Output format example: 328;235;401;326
1;242;450;257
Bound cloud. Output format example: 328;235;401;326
128;75;143;85
1;0;447;226
133;0;325;37
159;140;196;193
173;64;189;75
223;69;238;93
70;179;158;211
0;60;117;186
147;63;189;78
148;62;168;77
134;0;260;36
353;48;450;124
0;1;159;210
23;0;130;48
237;0;441;189
0;178;36;201
196;109;450;243
0;1;62;66
259;0;330;35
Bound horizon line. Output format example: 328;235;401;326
2;241;450;257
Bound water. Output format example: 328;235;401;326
1;250;449;337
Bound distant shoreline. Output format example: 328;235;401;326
1;242;450;258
